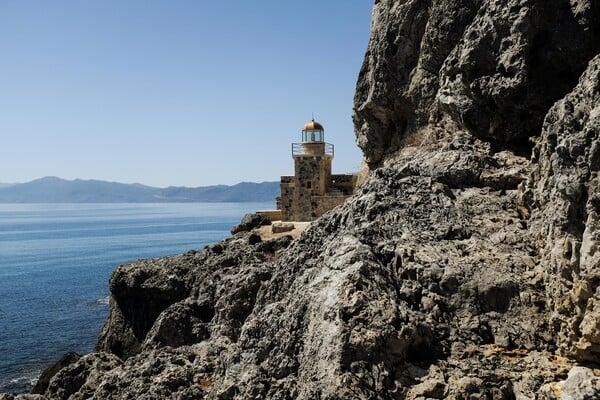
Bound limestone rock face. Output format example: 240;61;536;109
95;255;195;359
4;1;600;399
95;233;284;361
44;353;121;400
30;352;81;395
521;54;600;362
354;0;600;165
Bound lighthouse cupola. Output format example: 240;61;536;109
297;119;330;157
302;119;324;143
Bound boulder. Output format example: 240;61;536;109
271;222;295;234
230;213;271;234
560;367;600;400
31;352;81;395
44;352;121;400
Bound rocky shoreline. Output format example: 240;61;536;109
3;0;600;398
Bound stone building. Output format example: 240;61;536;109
276;119;357;221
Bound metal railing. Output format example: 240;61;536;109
292;142;334;157
325;143;334;156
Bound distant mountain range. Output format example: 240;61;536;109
0;177;280;203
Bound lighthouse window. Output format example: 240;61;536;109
302;129;324;142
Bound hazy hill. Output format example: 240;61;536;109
0;177;279;203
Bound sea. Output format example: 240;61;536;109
0;202;273;394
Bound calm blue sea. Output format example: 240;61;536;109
0;202;272;394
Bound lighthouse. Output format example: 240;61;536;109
277;119;356;221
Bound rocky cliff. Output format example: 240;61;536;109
3;1;600;399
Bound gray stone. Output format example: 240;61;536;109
142;300;213;349
248;233;262;245
230;213;270;234
271;222;295;233
560;367;600;400
354;0;600;166
44;352;121;400
95;254;194;359
31;352;81;395
521;54;600;361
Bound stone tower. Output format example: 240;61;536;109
277;119;356;222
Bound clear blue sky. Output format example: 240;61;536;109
0;1;372;187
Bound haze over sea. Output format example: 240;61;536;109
0;202;272;394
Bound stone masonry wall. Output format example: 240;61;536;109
330;174;358;195
256;210;282;222
312;195;351;219
278;176;294;221
293;155;332;221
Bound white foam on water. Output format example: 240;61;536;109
1;369;40;394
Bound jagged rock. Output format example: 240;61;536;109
95;255;195;359
94;234;281;362
354;0;600;165
143;299;213;349
521;54;600;362
31;352;81;395
223;150;556;397
230;213;270;234
44;352;121;400
247;233;262;245
88;347;208;399
255;234;293;253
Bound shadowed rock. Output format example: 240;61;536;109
31;352;81;395
230;213;271;234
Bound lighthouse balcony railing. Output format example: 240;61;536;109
292;142;334;157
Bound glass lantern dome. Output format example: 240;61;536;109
302;119;324;142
